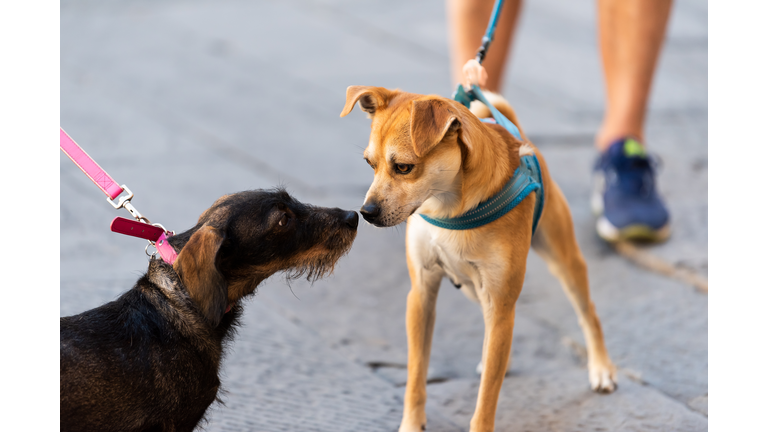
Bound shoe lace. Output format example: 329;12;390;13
609;154;660;198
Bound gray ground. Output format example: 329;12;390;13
60;0;708;430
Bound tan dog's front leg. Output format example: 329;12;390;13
400;266;442;432
471;275;523;432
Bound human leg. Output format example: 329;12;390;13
593;0;674;242
447;0;522;93
596;0;673;150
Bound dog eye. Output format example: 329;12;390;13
278;213;289;227
394;163;414;174
364;158;374;169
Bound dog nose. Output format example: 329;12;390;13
343;211;359;229
360;203;381;222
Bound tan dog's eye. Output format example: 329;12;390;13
278;213;289;227
364;158;374;169
395;163;414;174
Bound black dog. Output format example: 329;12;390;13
60;189;358;432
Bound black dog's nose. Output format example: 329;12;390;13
343;211;359;229
360;203;381;222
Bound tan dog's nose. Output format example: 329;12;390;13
360;202;381;223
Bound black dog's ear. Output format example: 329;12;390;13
173;226;228;327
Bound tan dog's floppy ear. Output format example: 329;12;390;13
410;99;459;157
340;85;390;118
173;226;228;327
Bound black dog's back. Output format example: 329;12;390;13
60;268;233;432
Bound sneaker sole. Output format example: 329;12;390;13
591;173;605;216
596;216;671;243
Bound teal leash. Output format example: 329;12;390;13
474;0;506;65
419;0;544;235
453;83;523;141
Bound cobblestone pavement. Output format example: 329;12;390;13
61;0;707;430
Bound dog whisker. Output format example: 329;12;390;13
286;280;301;300
427;193;444;204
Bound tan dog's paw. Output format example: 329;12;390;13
399;406;427;432
589;362;618;393
399;419;426;432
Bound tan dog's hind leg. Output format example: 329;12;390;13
400;260;443;432
532;181;618;392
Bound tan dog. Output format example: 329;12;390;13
341;86;617;432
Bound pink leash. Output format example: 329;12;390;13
60;129;125;200
60;128;178;264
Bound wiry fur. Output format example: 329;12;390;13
60;188;358;432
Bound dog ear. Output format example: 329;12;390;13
340;86;391;118
173;226;228;327
410;98;460;157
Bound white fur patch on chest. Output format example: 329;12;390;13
407;215;510;302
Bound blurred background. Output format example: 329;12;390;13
61;0;707;430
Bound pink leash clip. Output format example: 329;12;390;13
110;217;178;264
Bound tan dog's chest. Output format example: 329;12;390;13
407;214;515;303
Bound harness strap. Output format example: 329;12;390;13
420;154;542;231
421;84;545;235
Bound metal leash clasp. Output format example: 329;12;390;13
108;185;174;260
145;223;175;259
107;185;151;224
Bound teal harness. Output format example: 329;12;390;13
417;0;544;235
418;83;545;235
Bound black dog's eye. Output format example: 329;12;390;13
394;163;414;174
278;213;290;227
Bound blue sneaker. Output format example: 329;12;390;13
591;138;670;242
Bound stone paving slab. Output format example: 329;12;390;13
428;371;707;432
199;300;462;432
61;0;707;430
